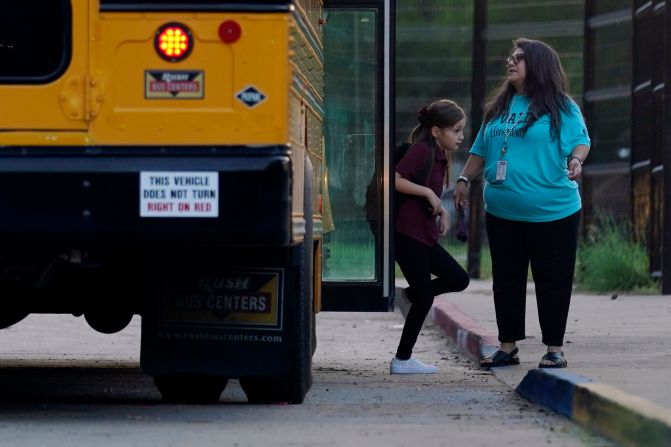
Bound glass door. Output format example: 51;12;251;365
321;0;394;311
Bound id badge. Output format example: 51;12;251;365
496;160;508;181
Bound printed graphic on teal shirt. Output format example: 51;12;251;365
469;96;591;222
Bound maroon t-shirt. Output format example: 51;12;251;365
395;141;447;246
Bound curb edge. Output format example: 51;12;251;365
432;300;498;361
431;299;671;447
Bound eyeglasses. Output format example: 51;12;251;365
506;53;524;65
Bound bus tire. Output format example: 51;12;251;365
154;374;228;404
311;241;318;356
84;309;133;334
311;303;317;356
0;308;28;330
241;155;314;404
239;262;311;405
288;153;314;403
0;284;29;329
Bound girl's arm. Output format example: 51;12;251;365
438;207;450;236
395;171;442;214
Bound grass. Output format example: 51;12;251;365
325;215;658;295
321;224;492;281
575;215;658;293
397;221;659;295
323;237;375;281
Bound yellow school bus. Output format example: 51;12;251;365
0;0;394;403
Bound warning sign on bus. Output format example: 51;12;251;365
145;70;204;99
140;171;218;218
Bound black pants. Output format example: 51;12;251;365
485;211;580;347
395;232;469;360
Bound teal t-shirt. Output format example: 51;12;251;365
470;95;591;222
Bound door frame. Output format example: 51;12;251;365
321;0;395;311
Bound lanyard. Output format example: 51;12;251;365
500;95;530;159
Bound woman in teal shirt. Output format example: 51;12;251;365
453;38;590;369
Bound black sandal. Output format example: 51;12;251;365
538;351;567;369
480;347;520;369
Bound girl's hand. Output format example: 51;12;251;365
438;208;450;236
425;188;442;215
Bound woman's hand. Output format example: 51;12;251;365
453;181;469;211
438;208;450;236
568;146;588;180
567;158;582;180
452;155;483;210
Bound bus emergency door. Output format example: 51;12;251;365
321;0;395;311
0;1;89;132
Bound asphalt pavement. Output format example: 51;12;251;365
0;305;613;446
395;279;671;446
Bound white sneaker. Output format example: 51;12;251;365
390;356;438;374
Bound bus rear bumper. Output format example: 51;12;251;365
0;146;294;249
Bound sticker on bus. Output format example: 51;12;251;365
145;70;204;99
140;171;218;217
235;85;267;108
160;269;284;331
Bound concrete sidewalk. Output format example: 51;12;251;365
399;279;671;446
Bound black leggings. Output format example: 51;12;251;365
395;232;469;360
485;211;580;347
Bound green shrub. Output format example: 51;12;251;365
576;216;657;292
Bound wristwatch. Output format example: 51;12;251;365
456;175;470;187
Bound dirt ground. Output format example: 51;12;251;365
0;311;613;447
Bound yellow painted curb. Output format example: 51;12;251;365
574;383;671;447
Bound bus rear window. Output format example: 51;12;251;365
0;1;71;83
100;0;291;11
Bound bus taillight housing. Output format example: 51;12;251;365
154;23;193;62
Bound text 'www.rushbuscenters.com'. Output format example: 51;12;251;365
157;331;283;343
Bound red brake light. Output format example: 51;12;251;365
218;20;242;44
155;23;193;62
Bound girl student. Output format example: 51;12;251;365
391;99;470;374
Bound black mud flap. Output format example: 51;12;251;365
140;258;312;403
241;158;313;404
141;265;292;375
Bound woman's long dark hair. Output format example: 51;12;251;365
484;38;570;140
408;99;465;185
